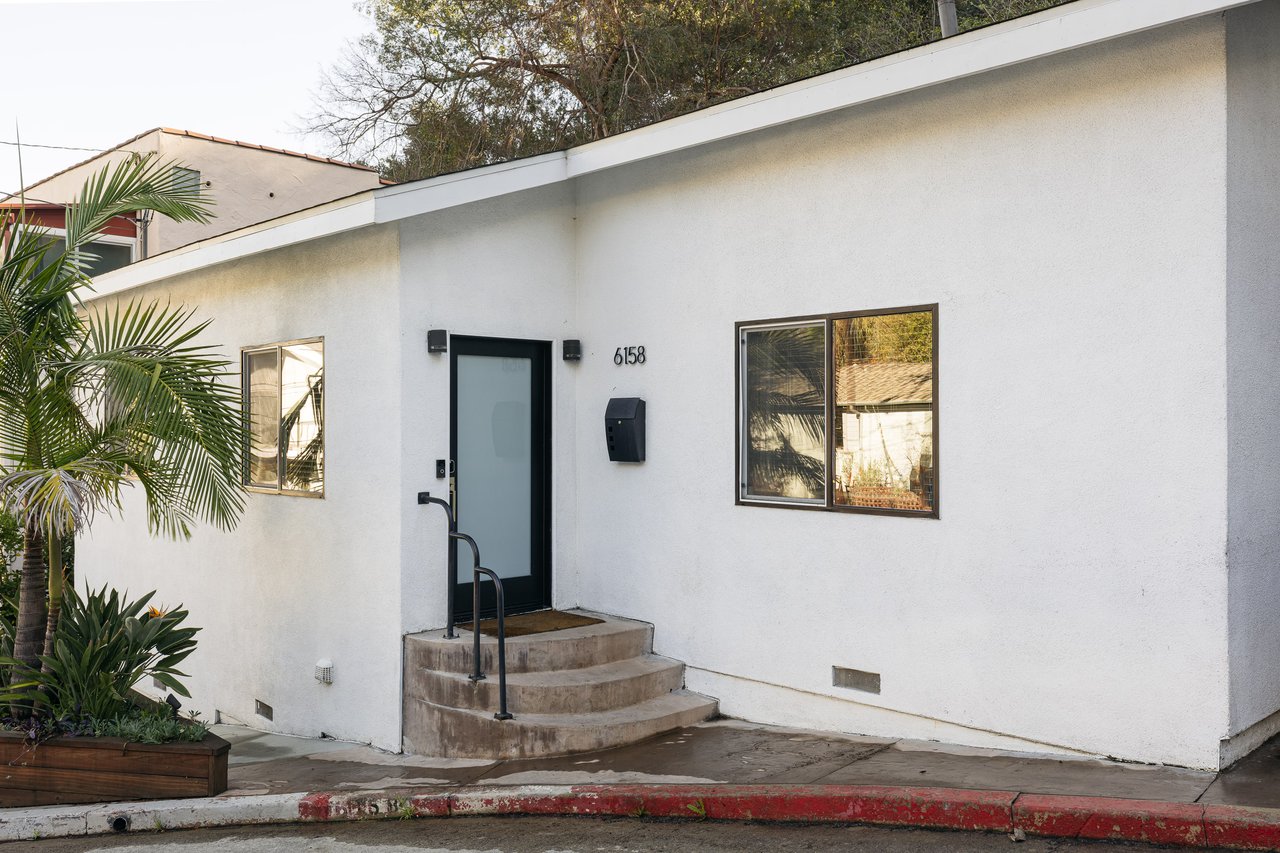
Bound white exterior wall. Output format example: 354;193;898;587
66;3;1258;769
78;224;406;750
1224;0;1280;763
569;17;1230;768
395;184;579;635
25;132;382;255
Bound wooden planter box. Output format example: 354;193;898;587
0;730;230;807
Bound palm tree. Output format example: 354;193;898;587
0;157;246;705
744;325;827;499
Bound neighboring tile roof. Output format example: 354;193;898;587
19;127;382;196
836;362;932;407
155;128;378;172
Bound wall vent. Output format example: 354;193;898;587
833;666;881;695
255;699;274;721
315;659;333;684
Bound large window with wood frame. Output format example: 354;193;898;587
737;306;936;517
242;338;324;496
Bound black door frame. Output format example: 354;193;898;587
450;335;552;619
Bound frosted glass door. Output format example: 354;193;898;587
455;354;533;580
450;335;551;618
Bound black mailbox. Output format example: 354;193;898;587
605;397;645;462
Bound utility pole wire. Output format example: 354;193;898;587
0;139;106;153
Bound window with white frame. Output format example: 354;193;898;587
737;306;936;517
242;338;324;496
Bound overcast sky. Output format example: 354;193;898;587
0;0;373;196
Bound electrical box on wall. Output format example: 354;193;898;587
605;397;645;462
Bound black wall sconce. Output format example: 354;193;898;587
427;329;448;353
563;339;582;361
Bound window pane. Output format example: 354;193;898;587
81;240;133;277
833;312;934;512
37;237;66;273
173;167;201;195
245;349;280;487
281;341;324;494
37;237;133;276
743;324;826;502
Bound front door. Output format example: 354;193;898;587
451;336;551;619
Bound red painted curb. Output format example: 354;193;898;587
298;792;331;821
294;783;1280;851
448;784;1014;830
1014;794;1206;847
1205;804;1280;851
584;785;1015;831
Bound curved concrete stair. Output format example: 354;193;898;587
402;610;718;758
405;618;651;674
404;690;717;759
409;654;685;714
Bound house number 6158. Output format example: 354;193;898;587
614;346;646;365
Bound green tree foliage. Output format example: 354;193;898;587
837;311;934;364
314;0;1064;181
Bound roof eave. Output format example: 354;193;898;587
88;0;1256;300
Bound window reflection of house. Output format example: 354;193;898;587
834;361;933;511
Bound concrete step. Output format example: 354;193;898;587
406;654;686;715
404;611;652;675
403;690;719;759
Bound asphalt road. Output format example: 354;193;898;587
19;817;1243;853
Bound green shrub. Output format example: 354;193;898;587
93;708;208;744
3;586;199;719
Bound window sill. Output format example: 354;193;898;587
245;486;325;500
735;498;938;519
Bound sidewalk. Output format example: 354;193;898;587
6;718;1280;847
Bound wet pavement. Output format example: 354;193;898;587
217;717;1280;808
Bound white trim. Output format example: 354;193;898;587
91;194;375;298
33;225;137;255
84;0;1257;300
566;0;1253;177
374;152;567;223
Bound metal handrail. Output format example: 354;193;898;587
418;492;513;721
417;492;458;639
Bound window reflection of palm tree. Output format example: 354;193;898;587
281;369;323;491
746;326;825;499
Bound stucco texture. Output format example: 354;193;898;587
566;16;1230;768
1225;0;1280;756
79;224;405;750
77;6;1264;769
395;183;579;636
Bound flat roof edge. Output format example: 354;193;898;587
86;0;1255;295
564;0;1254;178
89;194;376;299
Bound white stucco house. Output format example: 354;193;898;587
78;0;1280;770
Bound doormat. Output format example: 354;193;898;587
461;610;604;638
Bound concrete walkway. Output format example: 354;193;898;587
6;719;1280;847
